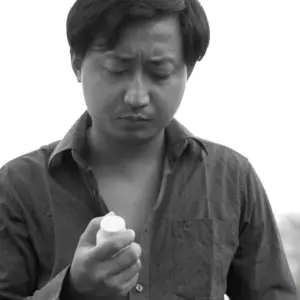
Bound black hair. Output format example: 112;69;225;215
66;0;210;68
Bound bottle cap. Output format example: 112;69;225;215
100;215;126;233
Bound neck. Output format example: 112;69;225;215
86;127;166;168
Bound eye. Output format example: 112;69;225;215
106;68;128;76
148;62;175;80
151;73;172;81
151;68;174;80
103;59;129;76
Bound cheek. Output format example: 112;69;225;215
82;68;97;102
160;77;186;115
81;68;108;110
82;79;99;112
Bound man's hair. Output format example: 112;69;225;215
66;0;210;68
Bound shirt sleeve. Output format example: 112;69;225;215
226;161;297;300
0;168;70;300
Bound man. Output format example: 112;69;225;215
0;0;296;299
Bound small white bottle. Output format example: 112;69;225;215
96;213;126;246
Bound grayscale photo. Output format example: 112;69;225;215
0;0;299;299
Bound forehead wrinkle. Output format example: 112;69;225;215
113;39;178;62
102;17;183;64
107;52;178;67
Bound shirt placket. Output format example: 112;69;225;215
128;158;172;300
83;167;109;215
79;152;173;300
128;229;150;300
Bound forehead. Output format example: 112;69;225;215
105;17;183;59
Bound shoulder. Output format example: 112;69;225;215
195;137;251;175
0;141;60;204
197;138;270;221
0;141;59;179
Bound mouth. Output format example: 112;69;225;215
119;114;151;122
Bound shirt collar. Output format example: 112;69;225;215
48;110;207;170
48;111;91;169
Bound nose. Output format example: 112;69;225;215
124;73;150;108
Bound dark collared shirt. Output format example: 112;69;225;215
0;112;296;300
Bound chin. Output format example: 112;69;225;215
114;128;160;145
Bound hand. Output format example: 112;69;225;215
66;214;142;298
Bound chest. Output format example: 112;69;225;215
45;155;240;299
94;164;163;241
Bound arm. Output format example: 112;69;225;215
226;161;297;300
0;169;70;300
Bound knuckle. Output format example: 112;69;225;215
79;253;90;269
104;276;116;289
102;268;115;285
102;273;110;286
91;217;99;225
90;217;101;228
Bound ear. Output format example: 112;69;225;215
71;51;82;83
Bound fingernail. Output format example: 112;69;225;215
106;211;115;216
129;229;136;239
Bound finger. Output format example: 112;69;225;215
78;212;115;247
120;273;140;296
110;259;142;286
108;242;142;275
90;229;136;260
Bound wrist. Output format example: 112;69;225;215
61;267;82;300
61;267;103;300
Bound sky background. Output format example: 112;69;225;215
0;0;299;221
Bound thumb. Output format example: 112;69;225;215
79;212;115;247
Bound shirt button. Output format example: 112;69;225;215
184;221;192;230
136;283;143;293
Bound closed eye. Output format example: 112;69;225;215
106;68;128;76
148;62;175;80
151;73;172;81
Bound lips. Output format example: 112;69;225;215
119;114;150;122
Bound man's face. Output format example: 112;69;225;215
75;16;187;144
